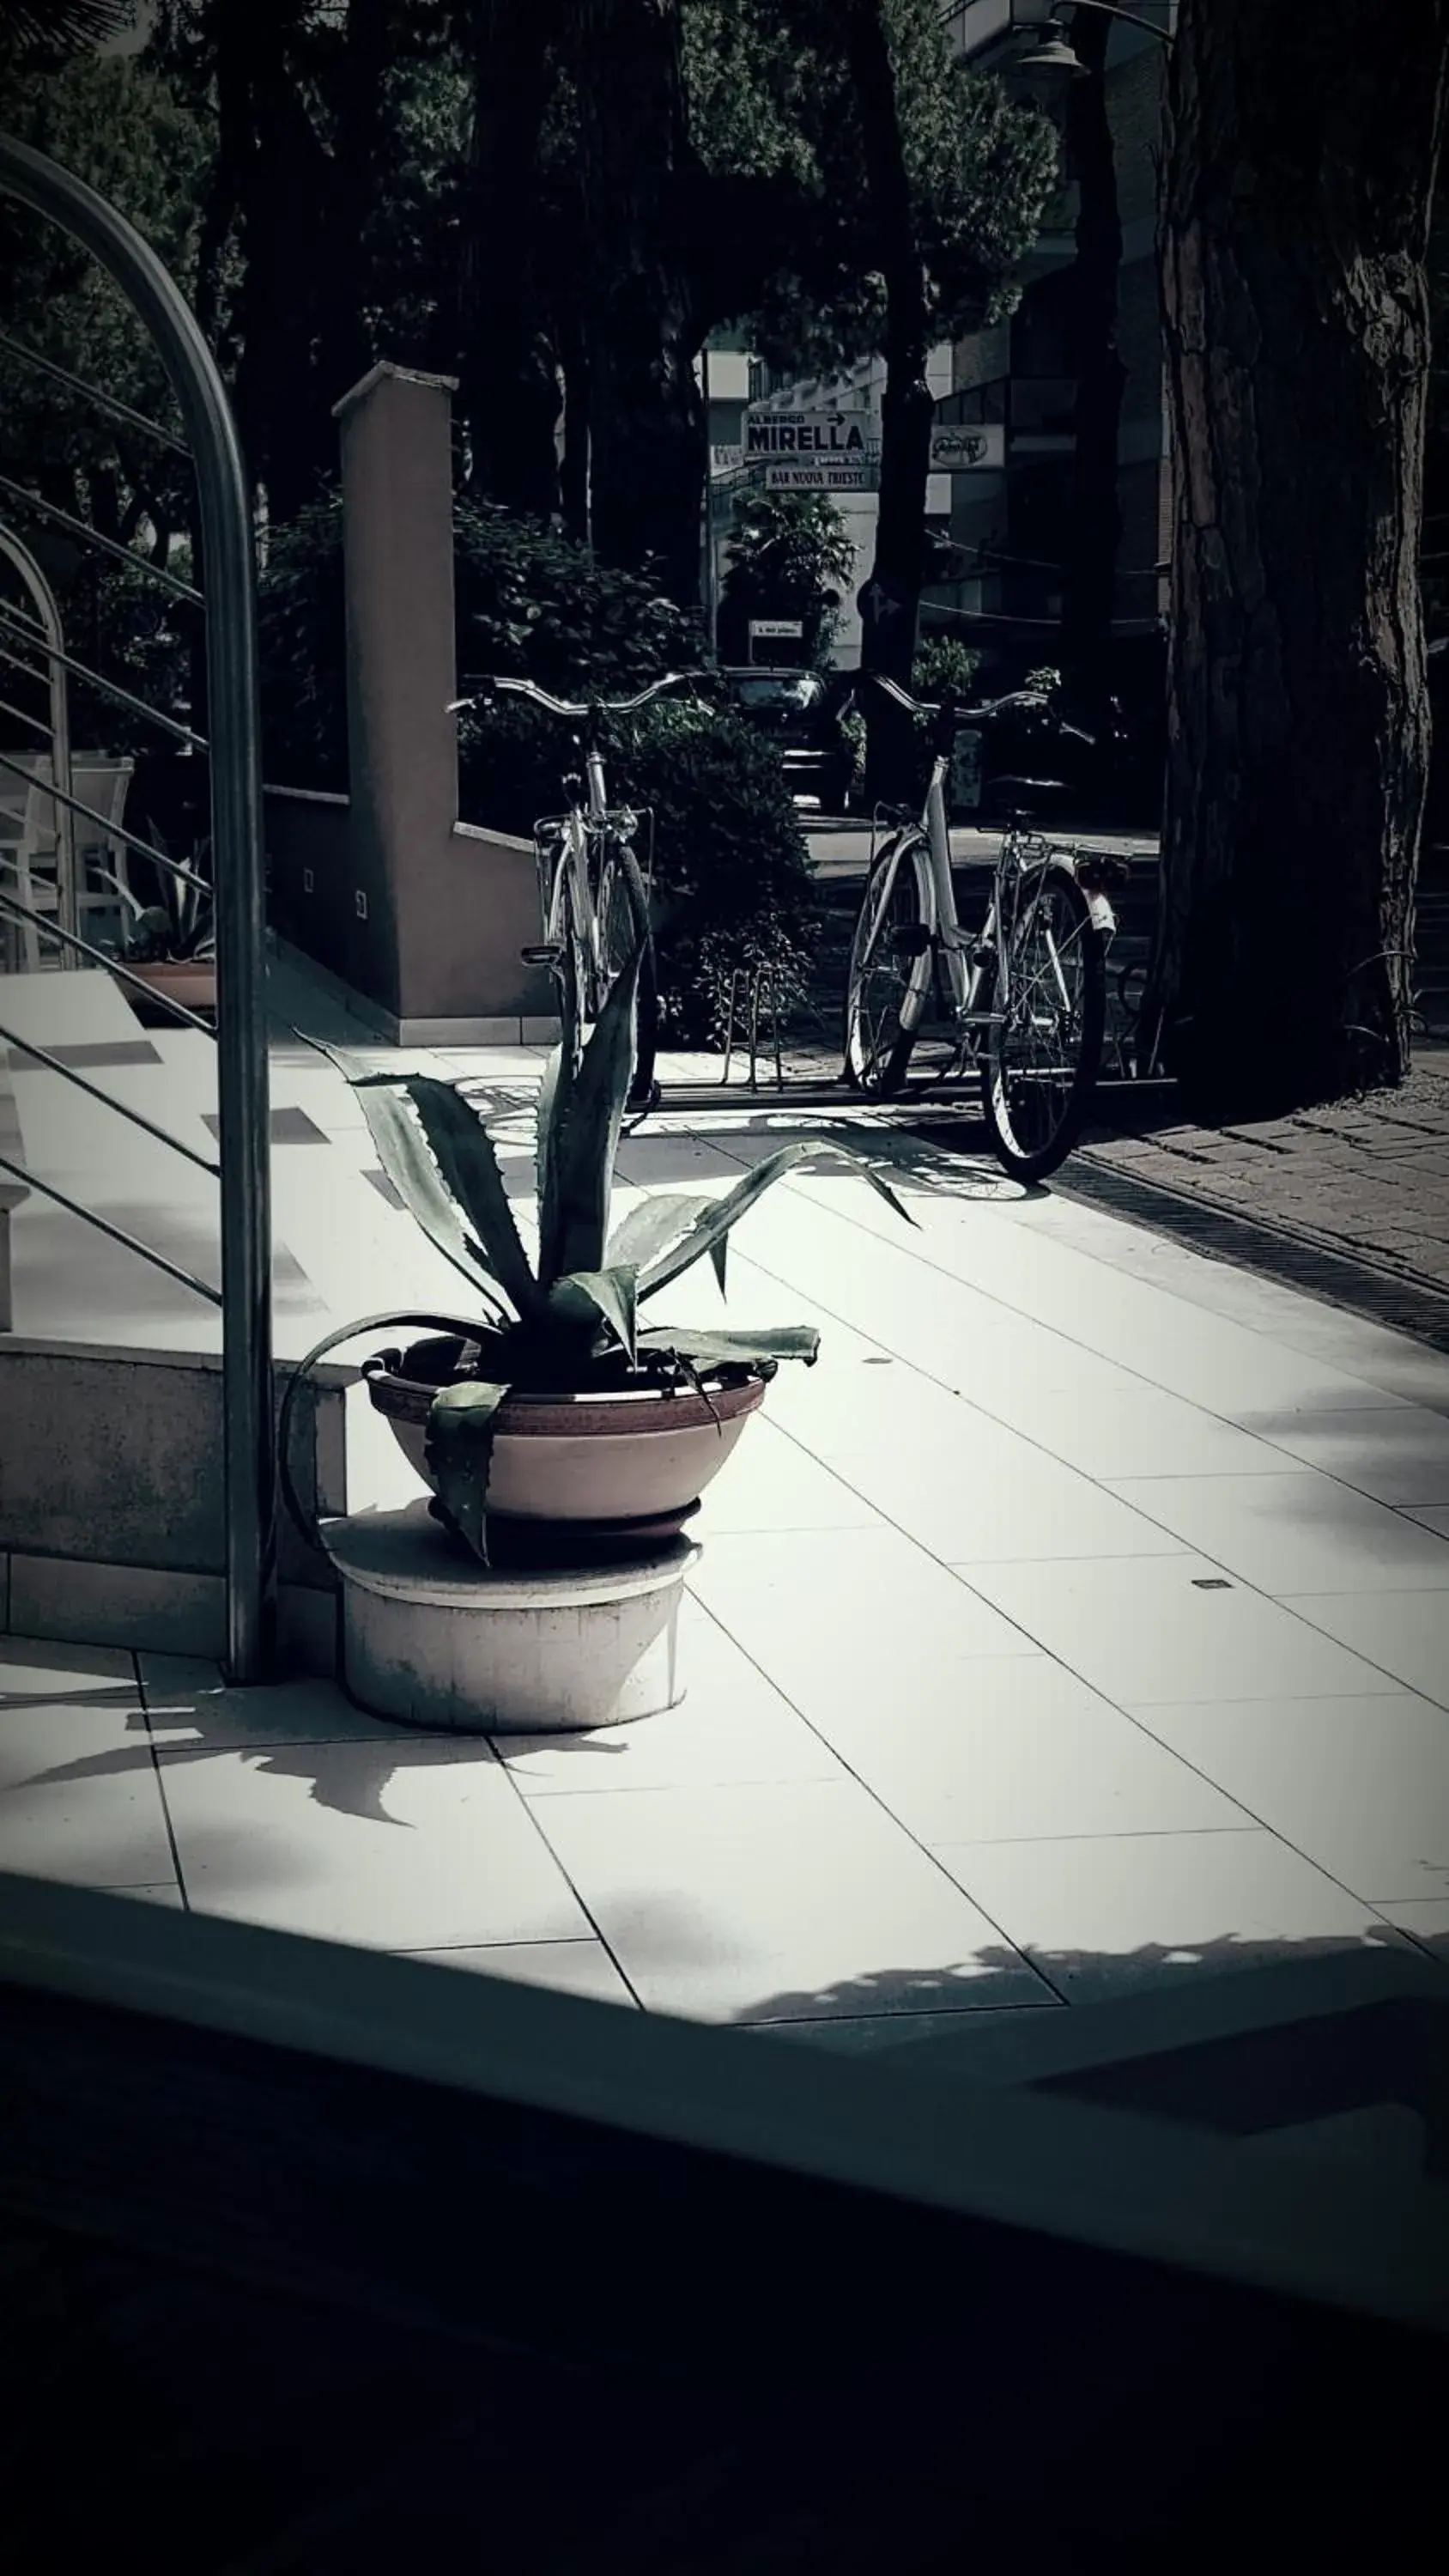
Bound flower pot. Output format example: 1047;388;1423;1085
363;1334;767;1560
119;958;217;1018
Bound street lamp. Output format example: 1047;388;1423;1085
1015;2;1174;82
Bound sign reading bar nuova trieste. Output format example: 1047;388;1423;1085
748;406;881;492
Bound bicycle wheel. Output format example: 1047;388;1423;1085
595;841;658;1108
980;865;1106;1182
843;835;934;1097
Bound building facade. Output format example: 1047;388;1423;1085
937;0;1173;694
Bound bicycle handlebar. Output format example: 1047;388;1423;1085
862;671;934;720
448;670;709;721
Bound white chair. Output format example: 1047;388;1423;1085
0;750;135;969
0;758;54;973
69;754;136;945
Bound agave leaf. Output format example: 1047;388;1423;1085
289;1031;508;1309
639;1322;821;1370
548;1263;639;1364
635;1141;916;1306
277;1306;501;1554
424;1377;512;1565
546;933;645;1285
399;1077;543;1320
536;1038;575;1288
604;1191;723;1278
357;1084;514;1312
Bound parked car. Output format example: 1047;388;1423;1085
717;666;856;814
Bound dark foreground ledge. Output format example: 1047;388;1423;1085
1;1872;1445;2572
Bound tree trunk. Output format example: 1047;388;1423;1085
844;0;934;799
1143;0;1449;1115
1059;3;1126;728
458;0;563;519
556;299;590;544
568;0;703;605
315;0;393;418
215;0;334;522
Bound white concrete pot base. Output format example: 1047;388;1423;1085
325;1504;698;1733
364;1336;766;1559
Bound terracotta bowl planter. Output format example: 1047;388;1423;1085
363;1334;766;1560
119;959;217;1018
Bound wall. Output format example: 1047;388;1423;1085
0;1340;349;1669
264;364;555;1042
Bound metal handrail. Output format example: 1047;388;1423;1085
0;742;213;897
0;131;275;1680
0;1150;220;1304
0;605;206;748
0;886;215;1034
0;322;189;454
0;471;203;605
0;1015;220;1175
0;692;49;736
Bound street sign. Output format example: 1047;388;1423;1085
749;617;805;639
747;408;880;459
748;405;881;491
928;422;1005;472
766;459;876;491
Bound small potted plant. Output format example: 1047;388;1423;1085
281;933;911;1567
102;841;215;1018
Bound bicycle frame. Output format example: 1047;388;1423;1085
538;738;636;991
876;751;1119;1062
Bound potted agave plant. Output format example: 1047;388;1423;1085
101;841;215;1018
281;933;910;1569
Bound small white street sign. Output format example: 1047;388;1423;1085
749;617;805;638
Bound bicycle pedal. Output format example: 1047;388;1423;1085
520;943;563;967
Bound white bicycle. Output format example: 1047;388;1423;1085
451;669;705;1104
843;673;1126;1182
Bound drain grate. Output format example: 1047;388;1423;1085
1058;1155;1449;1354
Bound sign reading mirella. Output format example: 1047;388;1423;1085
748;407;881;491
743;405;1003;489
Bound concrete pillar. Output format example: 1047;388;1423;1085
331;363;551;1038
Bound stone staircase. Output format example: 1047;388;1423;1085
0;955;551;1666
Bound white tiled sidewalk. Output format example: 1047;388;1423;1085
3;960;1449;2045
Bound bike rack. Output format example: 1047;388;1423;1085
0;131;276;1684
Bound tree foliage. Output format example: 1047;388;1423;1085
0;1;139;64
682;0;1056;378
718;491;857;666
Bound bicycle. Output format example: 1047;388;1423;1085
449;670;706;1106
842;672;1128;1182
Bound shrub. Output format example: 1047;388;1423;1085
457;693;819;1046
258;489;819;1040
717;489;857;668
912;634;983;703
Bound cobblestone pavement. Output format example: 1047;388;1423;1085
1082;1049;1449;1297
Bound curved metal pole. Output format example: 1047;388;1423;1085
0;525;75;939
1051;0;1173;43
0;131;276;1683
